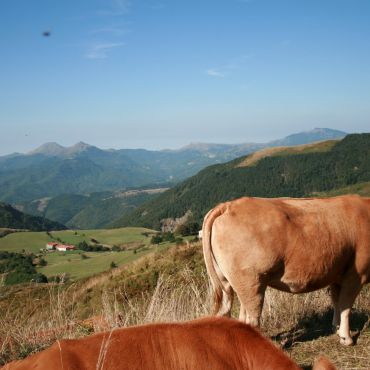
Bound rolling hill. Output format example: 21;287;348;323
110;133;370;230
14;188;168;229
0;128;346;203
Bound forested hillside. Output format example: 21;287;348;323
0;203;66;231
111;134;370;230
15;188;167;229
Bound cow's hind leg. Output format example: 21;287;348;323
234;274;266;327
219;281;234;317
336;271;362;346
239;304;246;322
329;283;340;331
213;262;234;317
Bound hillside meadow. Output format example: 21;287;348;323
0;244;369;369
0;227;169;281
38;244;171;280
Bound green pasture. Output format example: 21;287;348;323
0;227;156;254
0;232;50;253
38;243;170;280
51;227;155;246
0;227;192;281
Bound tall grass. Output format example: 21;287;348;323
110;268;211;327
0;251;369;369
0;284;81;364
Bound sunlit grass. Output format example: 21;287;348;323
38;244;170;280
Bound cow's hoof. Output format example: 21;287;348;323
339;336;354;346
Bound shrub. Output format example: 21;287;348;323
150;234;163;244
176;221;200;236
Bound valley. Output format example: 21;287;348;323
113;133;370;230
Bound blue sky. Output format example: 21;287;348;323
0;0;369;155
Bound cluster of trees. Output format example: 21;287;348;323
77;241;110;252
176;219;200;236
0;251;48;285
150;232;184;245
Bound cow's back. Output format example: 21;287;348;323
210;195;370;292
2;317;302;370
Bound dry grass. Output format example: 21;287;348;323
237;140;338;168
0;246;369;369
0;285;77;363
261;288;370;370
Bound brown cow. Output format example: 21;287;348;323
1;317;335;370
202;195;370;345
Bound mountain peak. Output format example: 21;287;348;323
270;128;347;147
68;141;92;153
29;142;66;156
72;141;90;149
28;141;95;157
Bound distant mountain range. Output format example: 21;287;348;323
0;128;347;204
111;133;370;231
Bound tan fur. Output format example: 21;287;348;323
1;317;335;370
313;356;337;370
202;195;370;344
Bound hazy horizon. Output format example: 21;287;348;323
1;0;369;155
1;127;363;156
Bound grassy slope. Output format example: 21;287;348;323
237;140;338;167
49;227;156;247
0;227;156;254
0;232;50;253
38;244;169;280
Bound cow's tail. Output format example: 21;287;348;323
202;205;233;316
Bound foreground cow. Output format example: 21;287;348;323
202;195;370;345
1;317;335;370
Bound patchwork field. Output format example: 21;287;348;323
0;227;170;280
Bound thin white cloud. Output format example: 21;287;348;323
85;42;126;59
206;54;254;78
207;69;225;78
89;26;130;36
97;0;132;17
